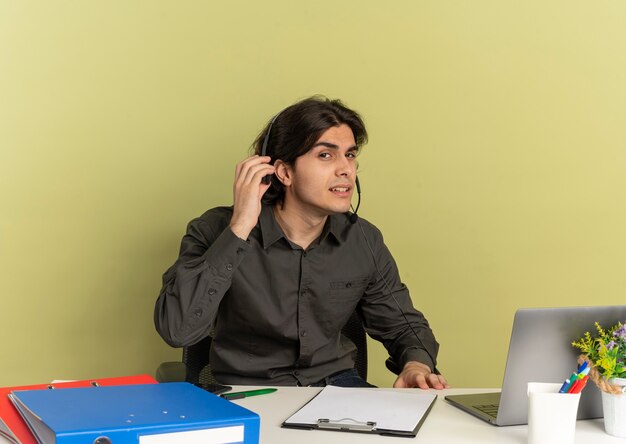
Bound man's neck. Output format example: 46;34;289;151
272;204;327;250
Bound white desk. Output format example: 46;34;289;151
1;387;621;443
231;387;623;443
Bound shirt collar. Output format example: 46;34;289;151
324;212;346;245
259;205;284;249
259;205;346;249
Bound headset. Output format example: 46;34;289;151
259;111;438;373
260;113;280;185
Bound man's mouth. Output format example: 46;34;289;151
330;186;351;193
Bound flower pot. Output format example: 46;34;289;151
601;377;626;438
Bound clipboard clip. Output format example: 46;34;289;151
317;418;376;432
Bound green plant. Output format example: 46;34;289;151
572;321;626;380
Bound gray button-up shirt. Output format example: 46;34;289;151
154;205;439;385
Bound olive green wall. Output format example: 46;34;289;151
1;1;625;387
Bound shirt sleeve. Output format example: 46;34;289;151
357;224;440;373
154;213;250;347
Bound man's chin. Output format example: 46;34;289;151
311;201;353;217
329;205;353;216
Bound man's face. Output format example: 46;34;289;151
283;124;359;217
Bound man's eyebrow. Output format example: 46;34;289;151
312;142;359;150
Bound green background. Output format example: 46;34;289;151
1;1;625;388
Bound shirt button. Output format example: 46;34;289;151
302;251;307;257
294;370;300;376
300;330;307;337
226;264;233;271
346;282;352;288
193;308;203;317
208;288;216;295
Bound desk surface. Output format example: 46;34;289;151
230;387;623;443
1;387;621;443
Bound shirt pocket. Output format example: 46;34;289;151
329;276;370;304
319;276;370;336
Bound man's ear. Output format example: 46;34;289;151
273;160;292;186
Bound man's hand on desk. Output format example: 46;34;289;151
393;361;450;390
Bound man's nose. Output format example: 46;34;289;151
336;157;353;177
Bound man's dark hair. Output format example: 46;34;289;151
252;95;368;205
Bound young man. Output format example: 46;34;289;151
154;96;448;389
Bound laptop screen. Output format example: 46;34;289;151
497;306;626;425
446;305;626;426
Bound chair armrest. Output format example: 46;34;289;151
155;361;187;383
385;357;401;375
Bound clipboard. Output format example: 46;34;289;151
282;386;437;438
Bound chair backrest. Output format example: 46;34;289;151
183;310;368;384
182;334;216;385
341;309;368;381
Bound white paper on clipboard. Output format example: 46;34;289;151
284;386;437;433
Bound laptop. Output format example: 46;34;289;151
445;305;626;426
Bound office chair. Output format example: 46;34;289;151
156;310;370;384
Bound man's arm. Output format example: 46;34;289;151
356;222;448;389
154;155;274;347
154;214;249;347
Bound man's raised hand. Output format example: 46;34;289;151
229;155;275;240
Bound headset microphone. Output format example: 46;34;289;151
348;176;361;224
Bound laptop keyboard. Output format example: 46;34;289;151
474;403;499;419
